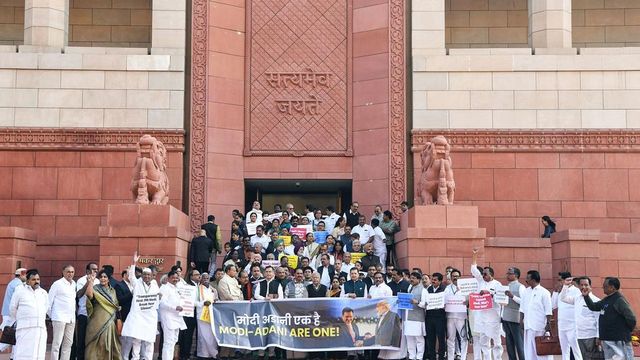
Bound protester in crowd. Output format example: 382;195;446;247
553;271;582;360
159;270;187;360
178;269;199;360
74;262;99;360
85;269;121;359
195;272;219;360
582;277;637;360
254;266;282;300
343;202;361;228
328;277;342;298
560;276;601;360
379;210;400;267
400;201;409;213
360;243;381;272
307;272;328;298
10;269;48;360
121;252;160;360
388;268;410;295
502;267;526;360
444;268;468;360
316;254;336;288
352;215;375;246
521;270;553;360
0;267;26;356
471;248;504;360
405;272;425;360
285;268;308;298
368;271;392;299
343;268;367;298
238;270;252;301
422;272;446;360
48;264;76;360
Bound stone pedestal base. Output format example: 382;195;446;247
551;229;602;293
395;206;485;275
0;227;37;305
99;204;191;273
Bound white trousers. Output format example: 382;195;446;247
121;336;133;359
472;332;482;360
131;337;154;360
524;329;553;360
479;323;503;360
161;324;180;360
50;321;74;360
406;335;425;360
375;250;387;268
197;319;218;358
559;328;583;360
15;326;47;360
448;318;468;360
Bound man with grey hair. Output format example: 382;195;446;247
48;265;76;360
121;252;160;360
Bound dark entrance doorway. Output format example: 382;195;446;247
244;179;352;216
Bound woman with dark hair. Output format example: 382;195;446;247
333;240;345;261
329;277;342;297
85;269;121;359
331;217;347;238
541;215;556;238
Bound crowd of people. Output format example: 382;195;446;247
0;200;637;360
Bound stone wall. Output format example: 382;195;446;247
0;148;184;287
0;0;24;45
573;0;640;47
0;50;184;128
413;51;640;129
484;237;553;287
69;0;151;48
445;0;529;48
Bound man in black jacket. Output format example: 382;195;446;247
201;214;221;267
189;229;213;273
582;277;636;360
425;272;447;360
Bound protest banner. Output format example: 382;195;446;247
286;255;298;269
494;285;509;305
247;222;258;236
469;293;493;310
457;278;479;296
350;252;365;264
397;293;413;310
445;295;467;313
278;235;292;246
177;286;196;317
425;292;445;310
265;212;283;222
289;226;308;239
133;293;159;312
211;297;402;351
313;231;328;244
262;260;281;268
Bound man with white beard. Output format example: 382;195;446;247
121;252;160;360
195;272;219;359
10;269;49;360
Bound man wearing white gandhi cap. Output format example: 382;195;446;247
121;252;160;360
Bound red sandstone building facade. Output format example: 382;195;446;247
1;0;640;314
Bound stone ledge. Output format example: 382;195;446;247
0;52;184;71
486;237;551;248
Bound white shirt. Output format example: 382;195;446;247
253;278;283;300
520;284;552;331
351;224;375;243
250;234;271;250
324;213;341;233
47;277;77;323
319;267;331;288
10;285;49;330
444;283;468;319
560;285;600;339
76;274;99;317
369;282;392;298
371;226;386;254
159;283;187;330
470;265;502;323
122;266;161;342
552;289;578;331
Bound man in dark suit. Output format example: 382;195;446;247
364;300;402;347
189;229;214;273
201;214;221;268
338;307;362;347
388;268;410;295
360;244;381;272
316;254;335;288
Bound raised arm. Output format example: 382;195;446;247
470;248;482;281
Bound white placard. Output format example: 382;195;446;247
445;294;467;313
264;212;283;222
177;286;196;317
134;293;159;312
246;222;259;236
261;260;281;268
426;292;445;310
457;278;479;296
494;285;509;305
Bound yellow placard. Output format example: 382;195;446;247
287;255;298;269
350;252;365;264
200;305;211;323
278;235;292;246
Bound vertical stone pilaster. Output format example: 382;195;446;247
528;0;572;49
412;0;445;55
152;0;186;54
24;0;69;48
550;229;601;288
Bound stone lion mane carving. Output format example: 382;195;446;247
131;135;170;205
419;135;455;205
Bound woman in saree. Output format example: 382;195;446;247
85;270;122;360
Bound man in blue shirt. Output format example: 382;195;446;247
0;267;27;353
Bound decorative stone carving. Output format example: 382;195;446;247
131;135;170;205
418;135;455;205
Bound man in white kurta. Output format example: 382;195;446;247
444;269;469;360
10;270;49;360
471;249;503;360
122;256;160;360
159;270;187;360
48;265;76;360
195;273;219;359
553;272;583;360
560;277;600;360
520;270;553;360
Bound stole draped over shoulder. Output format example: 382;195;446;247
86;285;122;360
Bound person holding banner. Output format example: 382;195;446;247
520;270;553;360
195;272;218;360
343;268;368;298
444;268;469;360
254;266;283;300
121;253;160;360
422;272;447;360
159;270;187;360
471;248;504;360
406;272;426;360
307;272;329;298
368;272;392;298
285;268;308;298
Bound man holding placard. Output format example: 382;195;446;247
121;252;161;360
471;248;504;360
444;268;469;360
421;272;447;360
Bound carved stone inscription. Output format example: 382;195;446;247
246;0;349;154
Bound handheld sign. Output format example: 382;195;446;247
313;231;328;244
494;285;509;305
286;255;298;269
278;235;292;246
425;292;445;310
445;295;467;313
469;293;493;311
397;293;414;310
261;260;281;268
177;286;196;317
289;226;308;239
457;278;479;296
350;252;365;264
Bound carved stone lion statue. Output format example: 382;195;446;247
418;135;455;205
131;134;170;205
